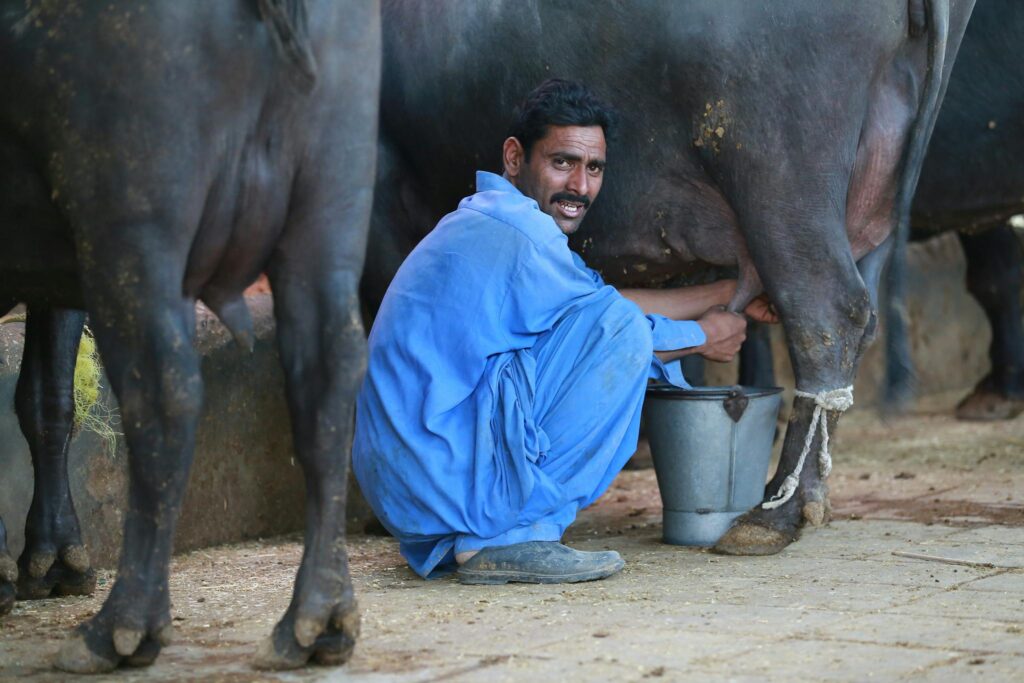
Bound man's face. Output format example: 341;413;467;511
504;125;607;235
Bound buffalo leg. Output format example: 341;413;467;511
252;228;368;667
255;258;365;670
254;103;378;666
15;306;95;601
680;355;707;387
715;223;879;555
882;236;917;411
738;321;776;388
955;224;1024;420
56;267;202;673
0;518;14;616
253;14;378;666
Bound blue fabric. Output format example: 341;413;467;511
352;171;706;578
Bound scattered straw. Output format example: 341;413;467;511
73;327;121;453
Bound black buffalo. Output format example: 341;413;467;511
0;0;379;673
742;0;1024;421
893;0;1024;420
363;0;974;556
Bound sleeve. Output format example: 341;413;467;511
650;356;689;387
647;314;705;351
645;315;705;388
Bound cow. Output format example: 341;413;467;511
741;0;1024;421
362;0;974;557
0;0;379;673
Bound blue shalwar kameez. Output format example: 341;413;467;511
353;172;706;578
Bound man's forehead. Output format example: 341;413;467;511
539;125;606;155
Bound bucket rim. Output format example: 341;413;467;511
645;384;783;400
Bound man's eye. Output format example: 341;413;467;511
588;164;603;174
554;158;570;169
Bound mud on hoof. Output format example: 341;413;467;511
713;514;799;556
254;601;361;670
0;553;17;617
17;545;95;600
713;488;831;556
55;600;172;673
955;384;1024;421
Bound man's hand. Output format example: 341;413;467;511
693;307;747;362
743;295;780;324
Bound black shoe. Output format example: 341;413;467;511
456;541;624;585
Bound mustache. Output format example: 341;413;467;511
550;192;591;209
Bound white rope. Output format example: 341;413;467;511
762;386;854;510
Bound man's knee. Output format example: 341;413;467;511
603;298;654;375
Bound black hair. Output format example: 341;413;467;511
505;78;617;161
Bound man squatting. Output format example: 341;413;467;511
353;80;777;584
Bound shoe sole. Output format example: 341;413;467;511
456;559;624;585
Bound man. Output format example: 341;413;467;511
354;79;774;584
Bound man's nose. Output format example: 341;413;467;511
567;165;588;197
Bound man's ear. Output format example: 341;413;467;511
502;137;526;178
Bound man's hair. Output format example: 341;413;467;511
505;78;617;161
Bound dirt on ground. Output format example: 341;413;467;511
1;391;1022;681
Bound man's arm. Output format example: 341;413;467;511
619;280;779;364
619;281;734;321
620;280;779;324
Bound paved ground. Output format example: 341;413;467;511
1;394;1022;682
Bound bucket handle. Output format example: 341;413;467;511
723;386;748;423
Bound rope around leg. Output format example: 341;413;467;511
762;386;854;510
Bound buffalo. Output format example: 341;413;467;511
363;0;975;556
893;0;1024;420
742;0;1024;421
0;0;379;673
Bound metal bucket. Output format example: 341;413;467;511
643;384;783;546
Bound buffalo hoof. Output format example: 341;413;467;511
54;591;172;674
0;553;16;617
955;387;1024;421
17;544;96;600
254;600;360;670
56;624;173;674
713;519;797;556
713;484;831;555
55;632;119;674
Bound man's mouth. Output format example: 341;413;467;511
556;200;585;219
551;194;590;221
